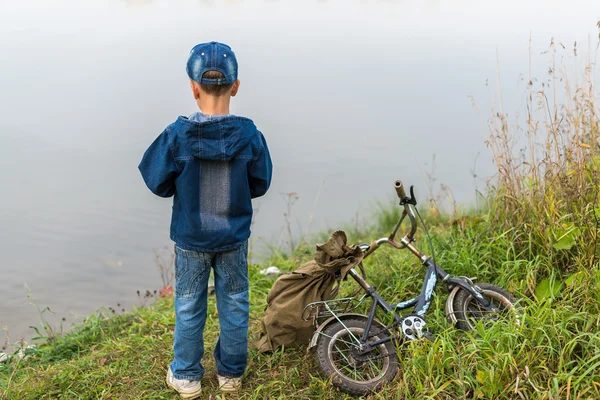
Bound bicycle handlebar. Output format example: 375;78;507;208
394;180;407;200
363;179;423;259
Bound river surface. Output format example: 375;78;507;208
1;0;598;340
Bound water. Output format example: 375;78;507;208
0;0;598;340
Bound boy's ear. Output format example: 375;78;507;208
190;80;200;100
230;79;240;97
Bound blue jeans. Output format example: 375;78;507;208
170;242;249;380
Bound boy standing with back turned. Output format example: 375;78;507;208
138;41;273;399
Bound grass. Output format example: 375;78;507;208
485;34;600;273
0;265;343;399
1;211;599;399
2;32;600;399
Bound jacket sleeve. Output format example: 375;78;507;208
138;130;180;198
248;133;273;199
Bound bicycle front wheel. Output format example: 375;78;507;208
452;282;520;331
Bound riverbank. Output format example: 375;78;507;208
1;206;599;399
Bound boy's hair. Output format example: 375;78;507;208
199;71;234;96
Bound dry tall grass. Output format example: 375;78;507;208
486;35;600;272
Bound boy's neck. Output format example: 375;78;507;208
196;96;231;116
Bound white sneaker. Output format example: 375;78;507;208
218;375;242;392
166;368;202;399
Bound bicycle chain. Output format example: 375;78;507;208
351;324;401;362
353;349;397;362
353;315;428;362
351;342;397;362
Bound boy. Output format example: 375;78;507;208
139;41;272;399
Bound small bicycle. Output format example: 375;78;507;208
303;180;520;396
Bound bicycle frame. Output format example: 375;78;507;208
339;182;499;350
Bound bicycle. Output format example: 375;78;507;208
303;180;520;396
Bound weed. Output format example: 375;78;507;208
153;246;175;289
24;285;60;344
281;191;300;254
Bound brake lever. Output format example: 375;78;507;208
407;185;417;206
399;185;417;206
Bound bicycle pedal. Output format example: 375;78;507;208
423;329;435;342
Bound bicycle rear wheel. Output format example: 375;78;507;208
315;318;398;396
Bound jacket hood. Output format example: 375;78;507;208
173;115;258;161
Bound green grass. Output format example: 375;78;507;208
1;211;599;399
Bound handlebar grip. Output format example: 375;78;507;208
394;180;407;199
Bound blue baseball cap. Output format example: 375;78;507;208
186;41;238;85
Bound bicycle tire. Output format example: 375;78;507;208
315;318;398;396
453;282;520;331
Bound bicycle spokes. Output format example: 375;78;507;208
329;327;390;383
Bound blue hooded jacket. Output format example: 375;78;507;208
139;115;272;252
